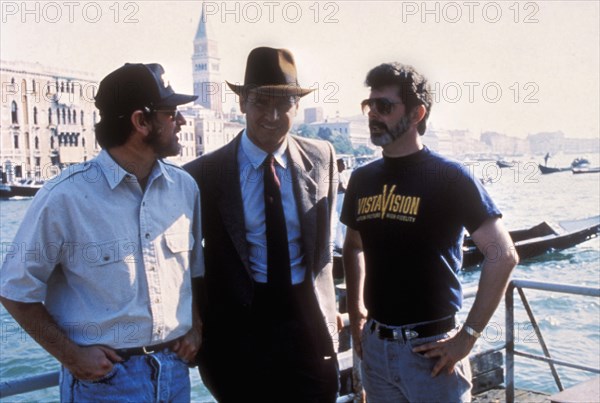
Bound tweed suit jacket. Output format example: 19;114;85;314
184;132;338;355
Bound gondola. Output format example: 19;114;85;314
463;215;600;268
538;157;591;175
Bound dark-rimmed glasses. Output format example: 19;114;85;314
152;108;180;121
361;98;403;116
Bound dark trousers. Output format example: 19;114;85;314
198;281;339;403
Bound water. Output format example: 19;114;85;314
1;154;599;401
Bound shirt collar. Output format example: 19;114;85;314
241;129;288;170
95;149;168;189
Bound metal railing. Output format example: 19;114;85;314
505;279;600;403
2;280;599;401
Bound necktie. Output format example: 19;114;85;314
263;154;292;293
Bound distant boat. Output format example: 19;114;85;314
463;215;600;268
496;160;515;168
538;157;592;175
0;179;44;199
538;164;570;174
572;166;600;174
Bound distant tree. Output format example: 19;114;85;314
332;133;354;155
294;124;319;139
317;127;334;142
354;145;375;156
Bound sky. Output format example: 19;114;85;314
1;0;599;139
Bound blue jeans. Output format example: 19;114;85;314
60;349;190;403
361;318;472;403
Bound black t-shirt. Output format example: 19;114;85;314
341;147;501;325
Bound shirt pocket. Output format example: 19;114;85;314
84;238;136;306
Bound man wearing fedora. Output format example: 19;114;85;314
1;63;204;402
185;47;339;402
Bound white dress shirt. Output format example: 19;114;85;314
238;130;306;284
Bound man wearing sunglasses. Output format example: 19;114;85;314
341;63;517;402
0;63;204;402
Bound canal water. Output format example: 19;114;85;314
1;154;598;401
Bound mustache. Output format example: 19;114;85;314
369;120;388;131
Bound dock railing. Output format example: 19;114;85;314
1;279;599;401
505;279;600;403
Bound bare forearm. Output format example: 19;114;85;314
343;247;366;321
464;255;516;332
0;297;80;366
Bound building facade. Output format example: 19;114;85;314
1;60;100;182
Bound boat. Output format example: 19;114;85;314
538;157;591;175
572;166;600;174
462;215;600;268
496;160;515;168
538;164;570;174
0;179;44;199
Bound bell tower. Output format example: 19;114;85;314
192;6;222;114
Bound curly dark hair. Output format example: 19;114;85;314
365;63;432;135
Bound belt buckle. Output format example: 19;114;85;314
403;329;419;340
142;345;156;355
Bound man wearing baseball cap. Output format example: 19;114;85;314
1;63;204;402
185;47;339;402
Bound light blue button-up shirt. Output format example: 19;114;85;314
0;150;204;348
238;131;306;284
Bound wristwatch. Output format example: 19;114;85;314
463;324;481;339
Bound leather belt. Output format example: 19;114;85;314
370;316;456;342
114;338;179;359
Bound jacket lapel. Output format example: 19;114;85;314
215;132;252;274
288;137;319;275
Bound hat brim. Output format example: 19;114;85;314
226;81;314;98
155;93;198;108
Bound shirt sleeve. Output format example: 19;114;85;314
455;165;502;234
0;188;64;302
340;170;358;230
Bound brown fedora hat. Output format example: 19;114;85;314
226;47;314;98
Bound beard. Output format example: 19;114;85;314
369;115;411;146
145;124;181;158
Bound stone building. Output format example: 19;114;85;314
1;60;100;182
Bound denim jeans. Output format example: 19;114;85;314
361;318;472;403
60;349;190;403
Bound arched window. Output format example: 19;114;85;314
32;79;36;93
73;110;77;124
11;101;18;124
48;108;53;124
67;109;71;124
62;109;66;124
33;107;38;125
80;111;84;125
34;136;39;149
60;82;64;93
56;109;60;124
13;134;19;149
51;136;55;149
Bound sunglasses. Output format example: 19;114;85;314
151;108;180;121
361;98;403;115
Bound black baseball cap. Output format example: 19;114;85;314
95;63;197;117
